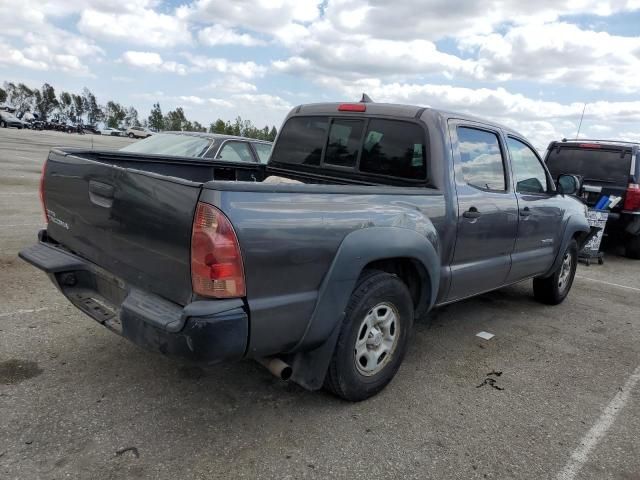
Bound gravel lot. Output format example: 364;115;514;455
1;128;638;480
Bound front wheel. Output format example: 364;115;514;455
128;132;134;138
533;240;578;305
324;270;414;401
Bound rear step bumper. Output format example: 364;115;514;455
19;236;248;364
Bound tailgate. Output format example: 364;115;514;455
42;149;201;306
546;145;632;208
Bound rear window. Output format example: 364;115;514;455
120;133;211;158
546;146;632;185
271;116;427;181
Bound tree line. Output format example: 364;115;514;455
0;82;277;141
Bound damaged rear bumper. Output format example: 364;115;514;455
19;233;248;364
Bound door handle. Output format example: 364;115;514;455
463;207;481;219
520;207;531;217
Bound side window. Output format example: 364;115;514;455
217;142;255;163
457;127;506;191
270;117;328;166
507;137;548;194
252;143;272;164
359;119;426;180
324;119;365;168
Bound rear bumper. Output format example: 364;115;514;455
19;236;248;364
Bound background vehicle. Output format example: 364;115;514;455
0;111;25;129
21;102;589;401
99;127;122;136
120;132;272;163
545;139;640;258
125;126;153;138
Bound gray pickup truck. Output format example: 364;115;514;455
20;101;590;401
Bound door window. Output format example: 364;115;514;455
252;143;272;164
217;142;255;163
457;127;506;191
508;137;549;194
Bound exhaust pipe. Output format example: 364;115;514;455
257;357;292;381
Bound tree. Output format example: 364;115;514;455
82;88;102;125
164;107;187;131
72;94;85;123
124;106;140;127
5;82;36;116
269;126;277;141
105;101;126;128
57;91;74;122
33;83;58;121
148;102;164;131
0;87;6;104
209;119;226;134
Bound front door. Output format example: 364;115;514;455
447;123;519;301
505;136;565;282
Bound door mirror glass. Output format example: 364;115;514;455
557;174;582;195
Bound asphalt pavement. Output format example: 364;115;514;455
0;128;638;479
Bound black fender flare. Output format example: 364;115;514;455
543;214;590;277
288;226;440;390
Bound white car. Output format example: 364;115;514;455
99;127;123;136
125;126;153;139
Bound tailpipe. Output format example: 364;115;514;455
257;357;292;381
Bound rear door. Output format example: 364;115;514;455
506;136;564;281
545;144;633;208
447;122;518;301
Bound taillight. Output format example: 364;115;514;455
338;103;366;112
624;183;640;211
191;202;245;298
39;159;48;223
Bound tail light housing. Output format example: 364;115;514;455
624;183;640;211
39;159;49;223
191;202;245;298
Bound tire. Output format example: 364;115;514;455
625;235;640;259
1;121;6;128
324;270;414;401
128;133;135;138
533;240;578;305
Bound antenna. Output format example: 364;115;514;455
575;103;587;140
360;93;373;103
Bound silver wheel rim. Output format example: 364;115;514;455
354;302;400;377
558;252;573;293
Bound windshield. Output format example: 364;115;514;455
546;146;632;185
120;133;212;158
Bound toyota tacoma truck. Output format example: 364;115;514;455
20;101;590;401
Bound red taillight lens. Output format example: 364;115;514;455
191;202;245;298
338;103;366;112
624;183;640;211
39;159;48;223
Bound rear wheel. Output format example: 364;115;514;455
324;270;414;401
128;132;135;138
0;121;6;128
533;240;578;305
625;235;640;259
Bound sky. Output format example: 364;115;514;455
1;0;640;151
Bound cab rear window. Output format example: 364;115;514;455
270;116;427;181
546;146;632;185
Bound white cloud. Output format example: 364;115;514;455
198;25;265;47
78;7;191;48
182;53;267;78
121;51;188;75
201;79;258;93
460;22;640;92
230;93;292;111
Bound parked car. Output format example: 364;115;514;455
99;127;123;136
0;111;26;129
120;132;273;164
545;139;640;258
78;124;100;135
20;101;590;401
125;126;153;139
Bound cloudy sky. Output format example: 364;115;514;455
2;0;640;150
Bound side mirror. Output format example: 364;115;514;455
557;174;582;196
